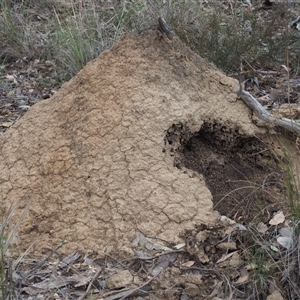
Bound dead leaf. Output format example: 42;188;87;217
277;236;293;250
174;243;186;249
234;274;249;285
269;211;285;225
150;253;177;276
216;251;237;263
181;261;195;267
1;122;13;128
256;222;268;234
132;232;172;251
218;252;241;268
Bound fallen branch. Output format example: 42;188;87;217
236;86;300;135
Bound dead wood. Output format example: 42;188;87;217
237;87;300;135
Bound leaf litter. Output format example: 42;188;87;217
2;214;297;299
0;58;64;136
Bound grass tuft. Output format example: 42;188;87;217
1;0;299;75
0;198;32;299
167;1;300;73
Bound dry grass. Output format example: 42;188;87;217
1;0;299;75
0;198;32;298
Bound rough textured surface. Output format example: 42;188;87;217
272;103;300;119
0;33;265;256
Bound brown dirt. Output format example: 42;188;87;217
0;32;284;259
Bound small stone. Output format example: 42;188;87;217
196;231;208;243
0;109;11;116
184;283;201;297
106;270;133;289
1;122;13;128
216;242;237;250
18;99;27;106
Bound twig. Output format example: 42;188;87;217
157;17;174;40
25;240;67;276
99;274;156;300
255;70;279;75
119;273;158;300
78;267;102;300
124;249;186;262
236;79;300;135
105;253;128;268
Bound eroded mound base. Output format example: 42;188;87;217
172;122;284;220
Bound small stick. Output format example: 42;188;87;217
236;75;300;135
78;267;102;300
157;17;175;40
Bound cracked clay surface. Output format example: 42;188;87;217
0;33;265;256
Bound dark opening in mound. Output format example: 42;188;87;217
168;122;284;221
